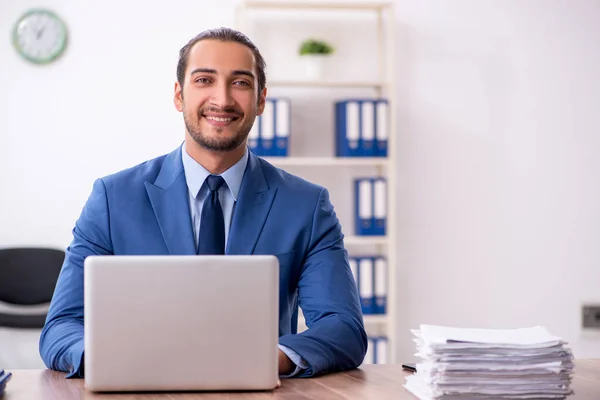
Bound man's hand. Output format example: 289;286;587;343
278;349;295;376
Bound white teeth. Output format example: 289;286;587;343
205;116;234;122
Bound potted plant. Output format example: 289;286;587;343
298;38;334;79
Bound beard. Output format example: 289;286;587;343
183;104;253;152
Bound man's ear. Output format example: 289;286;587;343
174;81;184;112
256;87;267;116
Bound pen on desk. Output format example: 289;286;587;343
402;363;417;373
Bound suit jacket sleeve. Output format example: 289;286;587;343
39;179;113;378
278;188;368;377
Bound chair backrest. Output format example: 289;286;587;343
0;247;65;328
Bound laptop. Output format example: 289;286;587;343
83;255;280;392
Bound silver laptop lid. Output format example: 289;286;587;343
84;255;279;392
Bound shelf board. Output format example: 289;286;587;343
344;236;388;246
268;80;388;88
364;314;389;324
298;314;388;329
262;156;388;167
240;1;392;11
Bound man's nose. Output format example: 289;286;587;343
210;82;235;108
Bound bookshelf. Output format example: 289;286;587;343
297;311;389;332
262;157;388;167
267;80;388;88
235;0;397;365
344;235;389;246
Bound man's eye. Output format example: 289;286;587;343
234;81;250;86
195;78;210;84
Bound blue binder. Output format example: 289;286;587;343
335;99;388;157
360;100;375;157
372;177;387;235
374;256;387;314
354;178;374;235
357;257;375;315
373;336;388;364
335;100;358;157
259;99;275;156
250;98;291;157
335;100;372;157
355;177;387;236
355;255;385;315
372;337;379;364
374;99;389;157
273;98;291;156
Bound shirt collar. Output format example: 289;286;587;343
181;143;248;201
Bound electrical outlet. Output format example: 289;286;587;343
582;305;600;329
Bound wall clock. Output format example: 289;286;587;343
12;9;68;65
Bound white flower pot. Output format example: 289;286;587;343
301;54;329;80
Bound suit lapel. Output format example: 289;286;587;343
145;146;196;255
226;152;277;255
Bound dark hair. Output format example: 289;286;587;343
176;27;267;97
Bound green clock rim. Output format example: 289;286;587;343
12;8;68;65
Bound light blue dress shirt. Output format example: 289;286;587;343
181;144;308;377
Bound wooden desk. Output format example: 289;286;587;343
4;360;600;399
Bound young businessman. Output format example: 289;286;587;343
39;27;367;379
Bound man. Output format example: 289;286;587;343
39;27;367;379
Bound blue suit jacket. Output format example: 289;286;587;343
39;146;367;378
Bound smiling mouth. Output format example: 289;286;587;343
203;115;239;123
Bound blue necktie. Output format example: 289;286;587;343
197;175;226;255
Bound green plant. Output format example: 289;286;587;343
299;38;334;56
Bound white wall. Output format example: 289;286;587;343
1;0;600;366
0;0;239;246
393;0;600;361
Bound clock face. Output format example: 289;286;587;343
12;9;68;65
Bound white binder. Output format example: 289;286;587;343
346;101;360;150
376;337;388;364
261;100;275;149
376;100;388;154
361;101;375;155
358;179;373;233
359;257;374;313
275;99;290;138
374;257;387;314
373;178;387;234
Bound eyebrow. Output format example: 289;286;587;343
189;68;255;80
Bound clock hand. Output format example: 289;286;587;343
36;27;45;39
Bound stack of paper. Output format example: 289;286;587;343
404;325;574;400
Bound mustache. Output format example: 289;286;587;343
199;106;242;116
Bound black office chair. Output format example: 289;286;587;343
0;247;64;328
